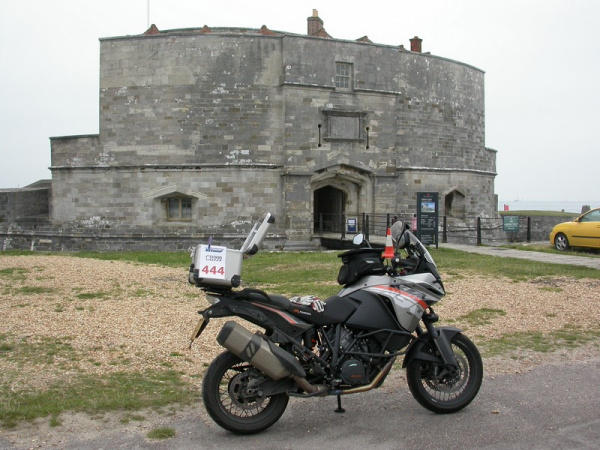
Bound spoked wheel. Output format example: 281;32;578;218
202;351;289;434
406;333;483;414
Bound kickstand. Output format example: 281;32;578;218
335;394;345;413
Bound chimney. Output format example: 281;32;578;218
307;9;324;36
143;24;160;36
410;36;422;53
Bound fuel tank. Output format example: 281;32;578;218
339;274;442;332
343;290;400;331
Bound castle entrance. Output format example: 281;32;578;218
309;164;373;235
314;186;346;232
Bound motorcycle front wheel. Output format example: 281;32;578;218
202;350;289;434
406;332;483;414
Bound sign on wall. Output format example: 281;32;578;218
417;192;439;248
347;217;357;233
503;216;520;232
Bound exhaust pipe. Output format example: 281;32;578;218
217;321;306;381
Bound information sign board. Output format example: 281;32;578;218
503;216;520;232
417;192;439;248
347;217;357;233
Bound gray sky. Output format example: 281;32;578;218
1;0;599;202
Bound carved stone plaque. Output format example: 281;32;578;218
329;116;360;140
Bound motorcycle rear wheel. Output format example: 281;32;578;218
202;350;289;434
406;333;482;414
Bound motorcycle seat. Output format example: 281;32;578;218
287;295;357;326
237;288;291;310
237;289;357;326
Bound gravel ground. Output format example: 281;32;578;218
1;254;600;447
2;255;600;392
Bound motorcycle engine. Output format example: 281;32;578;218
339;359;367;385
331;327;382;386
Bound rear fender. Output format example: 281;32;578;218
199;296;312;340
201;296;272;327
402;327;462;368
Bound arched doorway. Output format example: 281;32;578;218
314;186;346;232
444;188;466;217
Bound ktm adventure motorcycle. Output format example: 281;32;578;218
188;213;483;434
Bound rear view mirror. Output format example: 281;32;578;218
353;234;365;245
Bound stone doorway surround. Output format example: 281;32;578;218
310;163;373;229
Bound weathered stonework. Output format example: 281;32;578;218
6;13;499;251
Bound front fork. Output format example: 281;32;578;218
421;308;459;377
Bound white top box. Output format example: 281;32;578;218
190;213;275;288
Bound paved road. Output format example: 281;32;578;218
4;356;598;449
441;243;600;270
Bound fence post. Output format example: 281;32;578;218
365;214;370;241
341;214;346;240
443;215;448;243
386;213;390;230
476;217;482;245
527;217;531;242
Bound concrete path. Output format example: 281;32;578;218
4;356;599;449
440;243;600;270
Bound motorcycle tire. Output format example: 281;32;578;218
202;350;289;434
406;332;483;414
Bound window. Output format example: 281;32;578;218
580;209;600;223
335;62;352;90
167;197;192;221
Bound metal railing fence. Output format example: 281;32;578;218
313;212;548;246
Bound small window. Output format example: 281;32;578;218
335;62;352;90
167;197;192;221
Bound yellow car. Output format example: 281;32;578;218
549;207;600;251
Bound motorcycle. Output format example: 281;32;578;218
188;213;483;434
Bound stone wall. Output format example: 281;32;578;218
1;213;573;251
0;186;50;223
1;226;284;253
17;16;496;251
50;167;282;230
501;214;577;243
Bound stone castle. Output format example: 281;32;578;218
1;11;497;251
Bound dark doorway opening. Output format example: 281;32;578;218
314;186;346;232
